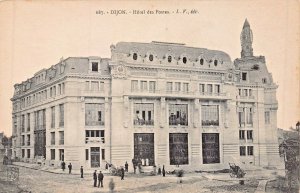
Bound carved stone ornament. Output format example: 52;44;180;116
48;66;57;80
111;65;127;79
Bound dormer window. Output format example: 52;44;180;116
183;57;187;64
214;60;218;66
168;56;172;63
242;72;247;81
149;54;153;62
200;58;204;65
133;53;138;60
92;62;98;72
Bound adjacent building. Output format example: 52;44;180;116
11;20;282;170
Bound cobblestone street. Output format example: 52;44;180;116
0;166;265;193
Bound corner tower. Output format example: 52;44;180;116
240;19;253;58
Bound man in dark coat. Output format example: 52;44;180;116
68;163;72;174
93;170;97;187
80;166;83;178
125;161;128;172
98;171;104;188
132;158;136;174
162;165;166;177
121;167;125;180
61;161;65;171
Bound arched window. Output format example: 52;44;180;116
183;57;187;64
168;56;172;63
214;60;218;66
200;58;204;65
133;53;138;60
149;54;153;62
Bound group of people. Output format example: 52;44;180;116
61;161;73;174
93;170;104;187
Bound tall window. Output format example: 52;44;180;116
59;131;64;145
242;72;247;81
207;84;213;94
85;130;105;143
22;135;25;146
265;111;270;124
140;81;148;91
149;81;156;93
59;149;64;161
134;103;154;126
239;130;245;140
174;82;181;92
215;85;220;94
183;83;189;93
199;84;205;93
240;146;246;156
247;146;254;155
51;132;55;145
85;103;105;126
27;113;30;131
201;105;219;126
21;115;25;132
238;107;253;127
166;82;173;92
131;80;138;91
27;149;30;158
51;106;55;128
169;104;188;126
247;130;253;140
59;104;64;127
27;134;30;146
34;109;46;130
92;62;98;72
51;149;55;160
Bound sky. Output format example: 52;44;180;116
0;0;299;136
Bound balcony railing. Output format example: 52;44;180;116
134;119;154;126
85;137;105;144
201;120;219;126
169;119;188;126
199;92;226;96
239;123;253;128
238;95;255;100
85;121;105;126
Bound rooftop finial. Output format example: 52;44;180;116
243;19;250;29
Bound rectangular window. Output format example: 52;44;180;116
21;115;25;132
240;146;246;156
199;84;205;93
201;105;219;126
207;84;213;94
58;84;61;95
91;81;99;91
27;113;30;131
22;149;25;158
50;149;55;160
27;134;30;146
247;130;253;140
166;82;173;92
51;106;55;128
169;104;188;126
247;146;254;156
51;132;55;145
101;149;105;160
92;62;98;72
246;108;253;125
169;133;189;165
59;149;64;161
249;89;252;96
22;135;25;146
134;103;154;126
239;130;245;140
85;103;105;126
131;80;138;91
215;85;220;94
265;111;270;124
238;107;245;127
242;72;247;81
85;149;89;160
50;88;53;97
62;83;65;94
174;82;181;92
140;81;148;91
59;104;64;127
244;89;248;96
59;131;64;145
53;86;56;96
183;83;189;93
149;81;156;93
27;149;30;158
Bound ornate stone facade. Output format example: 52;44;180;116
11;20;282;170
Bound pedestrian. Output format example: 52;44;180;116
61;161;65;171
80;166;83;178
93;170;97;187
121;167;125;180
132;158;136;174
158;166;161;175
125;161;128;172
98;171;104;188
162;165;166;177
109;178;115;193
68;163;72;174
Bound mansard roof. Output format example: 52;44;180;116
114;41;232;63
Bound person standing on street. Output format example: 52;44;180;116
61;161;66;171
80;166;84;178
121;167;125;180
125;161;128;172
162;165;166;177
98;171;104;188
93;170;97;187
68;163;72;174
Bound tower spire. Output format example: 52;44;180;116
240;19;253;58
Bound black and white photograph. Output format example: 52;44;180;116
0;0;299;192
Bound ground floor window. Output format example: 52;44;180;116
247;146;254;156
59;149;64;161
22;149;25;158
85;149;89;160
101;149;105;160
134;133;155;166
27;149;30;158
50;149;55;160
202;133;220;164
240;146;246;156
91;147;100;168
169;133;189;165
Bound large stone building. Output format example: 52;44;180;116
11;20;281;170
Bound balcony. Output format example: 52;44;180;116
201;120;219;127
134;119;154;126
85;121;105;127
85;137;105;144
239;123;253;128
169;119;188;126
237;95;255;101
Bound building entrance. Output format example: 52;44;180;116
134;133;155;166
169;133;189;165
202;133;220;164
91;147;100;168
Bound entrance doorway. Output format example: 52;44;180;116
134;133;155;166
91;147;100;168
202;133;220;164
169;133;189;165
